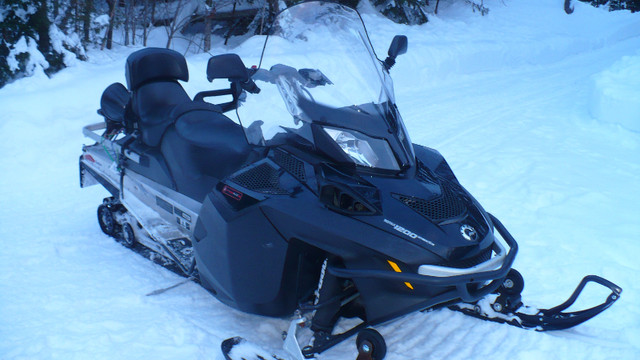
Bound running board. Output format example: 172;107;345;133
121;194;195;275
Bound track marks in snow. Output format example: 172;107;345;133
375;310;525;360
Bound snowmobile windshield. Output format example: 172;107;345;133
239;1;411;171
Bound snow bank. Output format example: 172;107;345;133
590;53;640;131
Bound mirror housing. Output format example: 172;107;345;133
388;35;408;58
207;54;250;82
384;35;408;71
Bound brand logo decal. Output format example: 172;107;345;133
222;185;243;201
460;224;478;241
384;219;435;247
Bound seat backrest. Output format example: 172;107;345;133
99;82;129;124
132;81;190;147
125;48;191;147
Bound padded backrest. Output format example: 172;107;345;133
133;81;190;147
99;82;129;123
125;48;191;147
125;48;189;91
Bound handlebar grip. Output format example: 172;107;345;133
242;79;261;94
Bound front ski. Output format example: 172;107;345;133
450;273;622;331
221;337;290;360
222;316;388;360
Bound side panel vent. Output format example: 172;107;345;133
230;163;289;195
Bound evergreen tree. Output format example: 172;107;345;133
610;0;640;11
0;0;89;87
579;0;640;12
0;1;45;86
373;0;430;25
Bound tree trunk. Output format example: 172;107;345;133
142;0;149;46
151;0;157;26
52;0;60;20
224;0;238;45
30;0;51;53
83;0;93;44
166;0;185;49
131;0;137;45
203;0;213;52
102;0;117;50
73;0;80;33
124;0;131;45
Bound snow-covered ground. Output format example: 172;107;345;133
1;1;639;359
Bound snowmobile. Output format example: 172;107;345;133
79;2;621;359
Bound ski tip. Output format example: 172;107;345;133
221;337;245;360
221;336;286;360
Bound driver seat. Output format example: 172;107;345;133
125;48;191;147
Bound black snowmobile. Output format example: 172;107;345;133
79;2;621;359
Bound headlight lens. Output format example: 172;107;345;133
323;127;400;170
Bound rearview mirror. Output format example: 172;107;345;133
384;35;408;71
388;35;408;58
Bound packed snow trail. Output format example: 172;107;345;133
1;1;639;359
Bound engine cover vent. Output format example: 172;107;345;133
230;163;289;195
393;182;466;222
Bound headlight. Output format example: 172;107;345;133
323;127;399;170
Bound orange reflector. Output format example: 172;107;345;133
387;260;401;272
387;260;414;290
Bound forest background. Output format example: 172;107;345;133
1;0;638;88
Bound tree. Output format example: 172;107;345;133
0;0;59;86
156;0;202;48
82;0;94;44
373;0;429;24
578;0;640;12
203;0;214;52
609;0;640;11
102;0;117;50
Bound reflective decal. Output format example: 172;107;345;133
383;219;435;247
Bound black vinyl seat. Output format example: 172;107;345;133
122;47;262;202
161;102;256;201
132;81;190;147
125;48;191;147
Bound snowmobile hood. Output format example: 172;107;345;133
313;155;496;267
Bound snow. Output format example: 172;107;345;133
12;4;37;23
93;14;111;27
49;25;86;67
1;1;639;359
6;36;49;77
590;52;640;131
